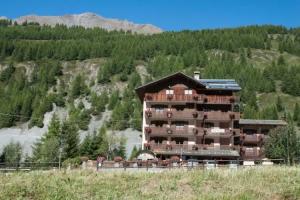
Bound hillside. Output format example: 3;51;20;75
0;21;300;160
1;167;299;200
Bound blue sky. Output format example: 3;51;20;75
1;0;299;31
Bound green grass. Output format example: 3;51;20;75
1;166;300;200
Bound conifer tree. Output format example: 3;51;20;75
293;103;300;121
129;145;140;160
276;96;284;112
265;121;300;165
80;133;92;157
61;120;80;159
0;141;22;164
108;90;120;110
32;114;61;162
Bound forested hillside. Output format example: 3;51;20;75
0;20;300;162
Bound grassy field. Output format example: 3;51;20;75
0;166;299;200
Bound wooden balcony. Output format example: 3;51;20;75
145;125;203;136
144;93;239;105
204;128;240;137
241;134;264;145
146;143;239;152
144;93;204;103
203;111;240;121
145;109;203;121
204;95;239;104
240;147;264;160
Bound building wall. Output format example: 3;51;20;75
142;82;241;160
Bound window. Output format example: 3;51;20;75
184;89;192;95
166;89;174;95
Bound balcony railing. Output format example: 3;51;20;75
145;143;239;152
204;128;240;137
203;111;240;121
145;125;203;136
145;125;241;138
144;93;239;104
204;95;239;104
241;134;264;145
240;147;264;160
145;109;203;120
145;93;203;102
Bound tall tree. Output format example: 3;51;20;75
293;103;300;122
31;114;61;162
276;96;284;112
265;121;300;165
0;141;22;164
61;120;80;159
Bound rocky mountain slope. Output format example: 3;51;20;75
14;12;163;34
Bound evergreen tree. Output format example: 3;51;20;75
0;63;15;83
260;105;278;120
70;74;88;99
277;55;286;66
114;136;127;159
0;141;22;164
129;145;140;160
246;48;252;58
32;114;61;162
293;103;300;122
242;105;257;119
80;133;92;157
108;90;120;110
61;120;79;159
276;96;284;112
97;63;111;84
265;121;300;165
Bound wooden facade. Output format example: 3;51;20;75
136;72;286;161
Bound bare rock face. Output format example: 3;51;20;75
15;12;163;34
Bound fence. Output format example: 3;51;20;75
0;162;59;172
0;159;294;173
96;159;287;171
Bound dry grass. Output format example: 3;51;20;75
0;166;299;200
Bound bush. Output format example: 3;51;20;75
62;157;82;168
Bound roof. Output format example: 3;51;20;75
199;79;241;90
239;119;287;126
135;72;207;101
135;72;241;101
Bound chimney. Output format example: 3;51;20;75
194;71;200;80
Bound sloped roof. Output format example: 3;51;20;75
239;119;287;126
135;72;241;101
135;72;206;101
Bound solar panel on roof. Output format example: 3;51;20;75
198;79;241;90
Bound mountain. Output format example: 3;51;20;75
14;12;163;34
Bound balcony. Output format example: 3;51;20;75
204;128;240;138
145;125;203;136
240;147;264;160
145;109;203;121
144;93;204;103
203;95;239;104
203;111;240;121
147;142;239;151
241;134;264;145
145;142;240;157
144;93;240;105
